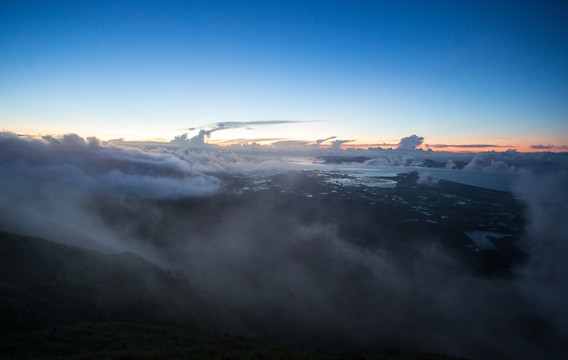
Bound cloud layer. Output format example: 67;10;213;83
0;133;229;251
1;132;568;359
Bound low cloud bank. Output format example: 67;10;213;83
463;156;512;172
514;173;568;348
0;133;222;198
165;130;568;176
0;133;226;251
89;170;568;360
1;132;567;359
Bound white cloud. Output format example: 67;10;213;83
397;135;424;150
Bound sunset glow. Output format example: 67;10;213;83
1;1;566;152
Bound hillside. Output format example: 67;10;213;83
0;231;467;359
0;231;204;331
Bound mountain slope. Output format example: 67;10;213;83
0;231;204;332
0;230;468;359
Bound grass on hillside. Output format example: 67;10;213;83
1;322;467;360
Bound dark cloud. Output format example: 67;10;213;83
397;135;424;150
531;144;554;150
530;144;568;150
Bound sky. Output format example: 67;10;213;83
1;0;567;152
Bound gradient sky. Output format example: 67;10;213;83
1;0;567;151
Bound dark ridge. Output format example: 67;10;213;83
421;159;467;169
317;155;371;164
0;231;205;332
0;322;469;360
0;230;469;359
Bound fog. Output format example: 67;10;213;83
1;133;567;359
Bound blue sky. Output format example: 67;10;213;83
1;0;567;150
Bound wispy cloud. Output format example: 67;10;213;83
186;120;318;133
180;120;319;146
214;120;316;130
427;144;512;149
271;140;312;149
315;136;336;146
209;137;287;145
370;143;399;148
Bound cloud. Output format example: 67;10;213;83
429;144;506;149
397;135;424;150
365;155;417;166
331;139;353;149
531;144;554;150
270;140;313;151
530;144;568;151
214;120;313;130
2;131;568;359
513;173;568;358
416;172;439;186
172;130;217;147
0;132;225;250
372;143;399;149
315;136;336;146
463;156;487;171
210;137;285;145
464;156;512;173
487;159;511;172
445;159;463;169
0;132;227;195
176;120;316;147
86;169;568;359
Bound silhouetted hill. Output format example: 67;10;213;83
317;155;371;164
0;230;469;359
1;322;471;360
0;231;204;332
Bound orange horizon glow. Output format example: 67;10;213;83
208;139;566;153
4;129;567;154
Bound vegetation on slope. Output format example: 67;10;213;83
0;231;467;359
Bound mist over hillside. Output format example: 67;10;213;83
1;133;568;360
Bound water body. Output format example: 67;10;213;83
252;156;521;192
413;167;520;192
463;231;512;251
